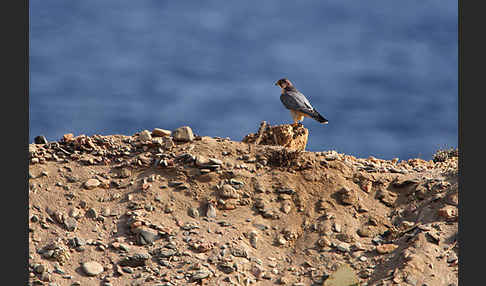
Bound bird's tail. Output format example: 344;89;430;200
311;110;328;124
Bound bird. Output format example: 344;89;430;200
275;78;328;126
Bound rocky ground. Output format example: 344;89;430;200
28;125;458;286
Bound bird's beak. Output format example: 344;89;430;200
274;82;279;86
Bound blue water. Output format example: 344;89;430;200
29;0;458;160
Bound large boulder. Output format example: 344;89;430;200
172;126;195;142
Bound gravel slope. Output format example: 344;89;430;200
28;128;458;286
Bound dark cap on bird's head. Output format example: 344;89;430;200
275;78;292;88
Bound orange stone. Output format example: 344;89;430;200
376;244;398;254
63;133;74;142
130;220;143;231
438;206;458;221
142;183;151;190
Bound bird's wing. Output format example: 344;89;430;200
280;90;315;114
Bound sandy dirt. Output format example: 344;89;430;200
28;128;458;286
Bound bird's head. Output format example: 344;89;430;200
275;78;293;89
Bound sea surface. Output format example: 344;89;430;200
29;0;458;160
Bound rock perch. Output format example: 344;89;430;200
242;121;309;151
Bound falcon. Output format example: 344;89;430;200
275;78;328;125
